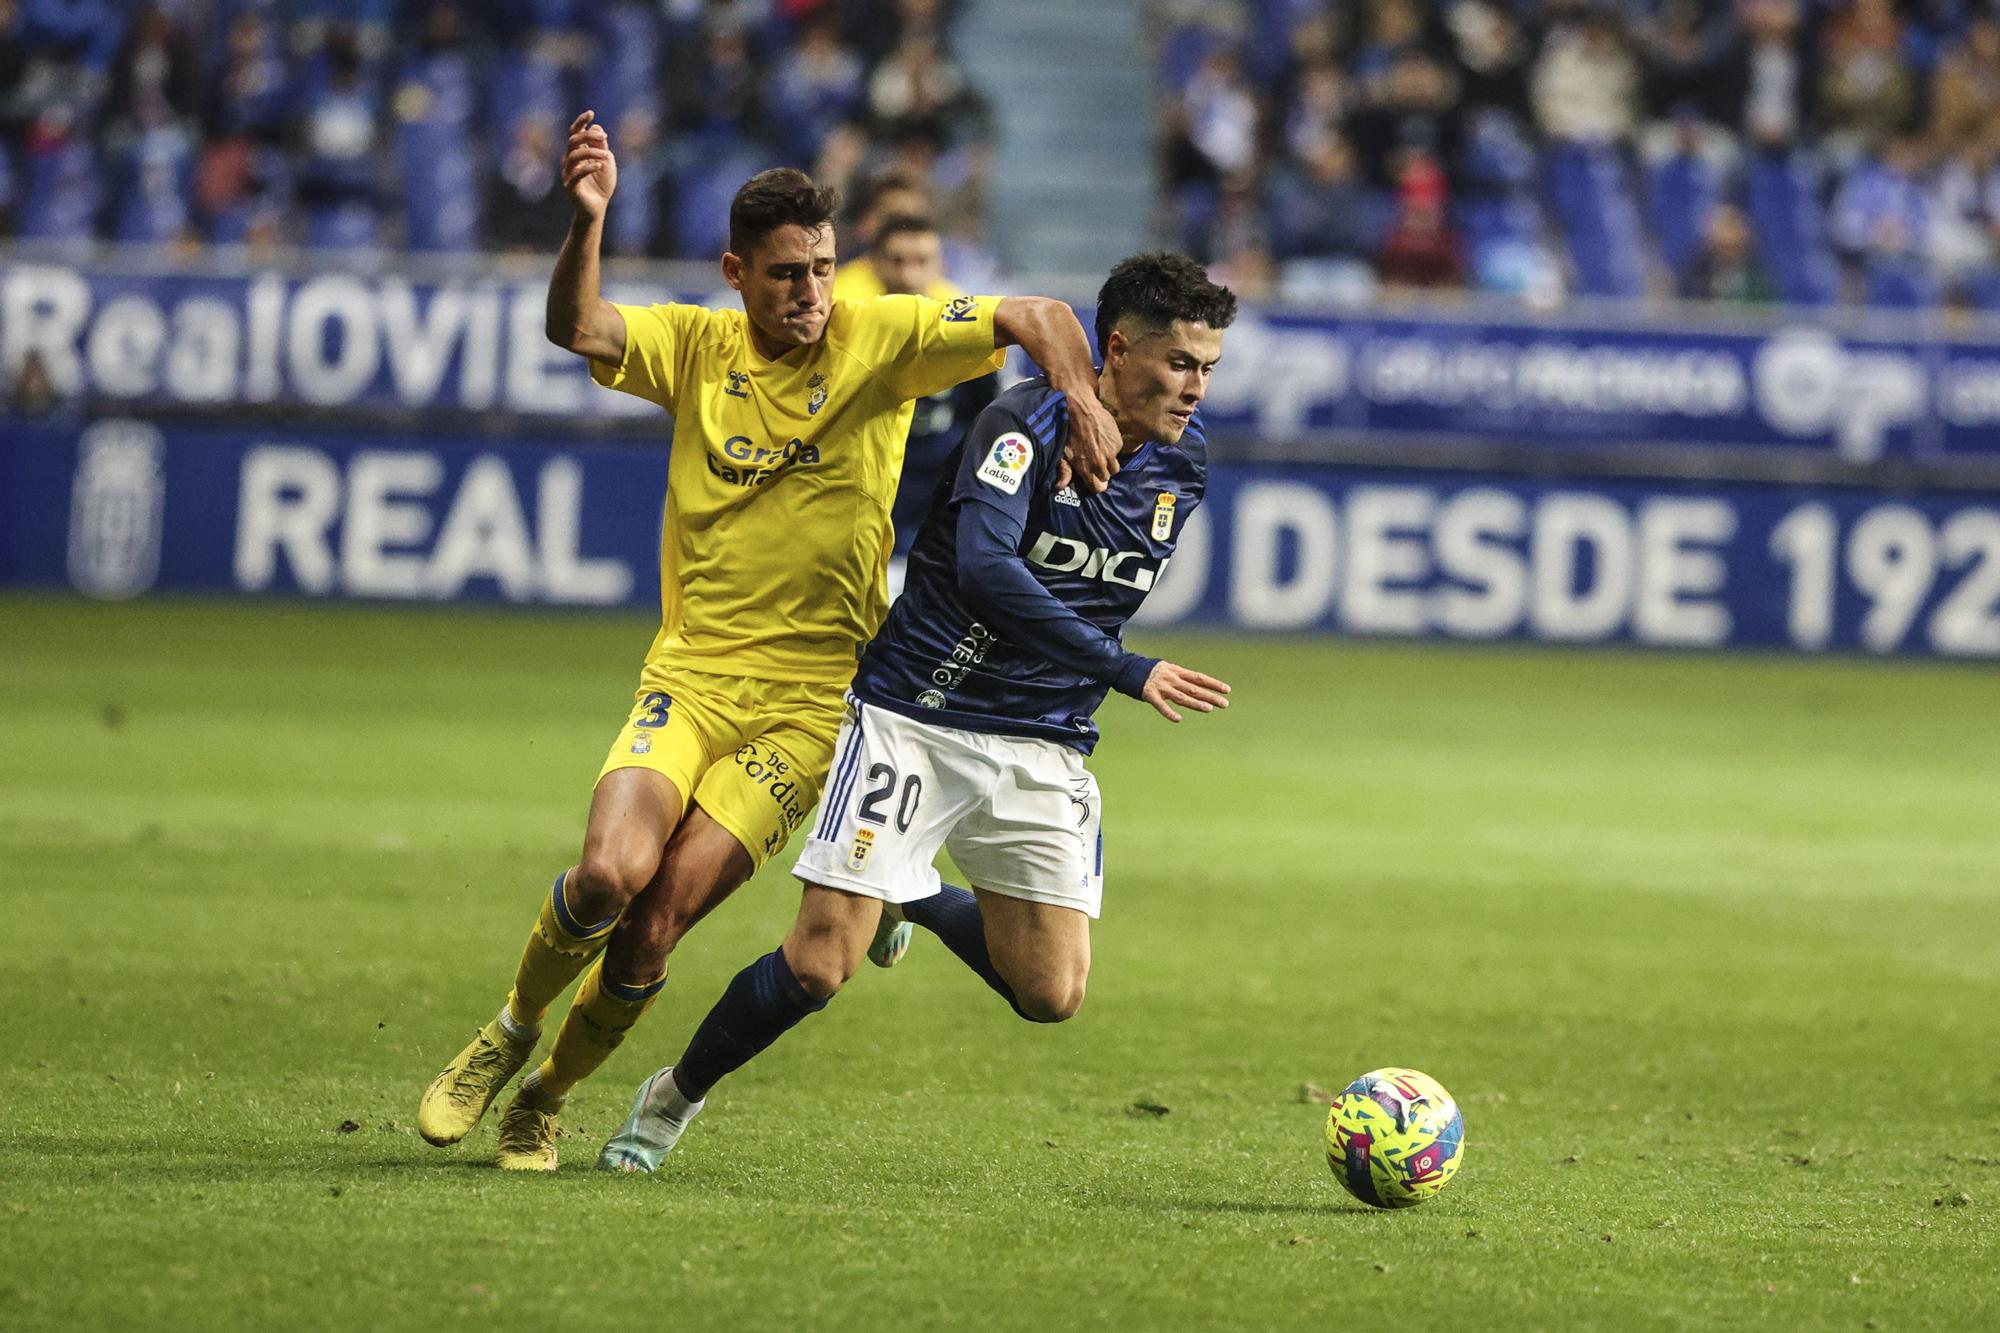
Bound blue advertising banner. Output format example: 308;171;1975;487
2;420;662;609
5;419;1998;659
5;258;2000;464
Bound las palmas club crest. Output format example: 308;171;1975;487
806;373;828;416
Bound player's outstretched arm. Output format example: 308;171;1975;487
993;297;1121;492
546;110;626;365
1139;661;1232;724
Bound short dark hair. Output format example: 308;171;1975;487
728;168;838;259
1094;252;1237;356
872;212;937;246
851;171;925;225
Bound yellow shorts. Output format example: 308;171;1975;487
597;662;846;870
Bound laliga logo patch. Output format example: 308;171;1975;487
806;372;828;416
1151;490;1177;540
976;432;1033;494
848;827;876;871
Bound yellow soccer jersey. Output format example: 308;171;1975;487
830;257;961;304
591;292;1006;684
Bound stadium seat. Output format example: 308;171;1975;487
674;154;767;259
399;121;481;252
306;198;380;250
19;135;101;242
581;3;663;134
1965;269;2000;313
488;50;566;154
1543;142;1646;299
1646;151;1717;288
110;124;195;246
1865;255;1939;310
1745;149;1840;305
1157;23;1223;96
20;0;125;70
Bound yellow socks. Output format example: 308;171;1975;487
533;959;666;1099
504;870;618;1033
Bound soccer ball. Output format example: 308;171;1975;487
1323;1067;1465;1208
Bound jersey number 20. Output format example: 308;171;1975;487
857;764;922;833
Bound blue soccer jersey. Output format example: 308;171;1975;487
891;372;999;558
852;376;1207;753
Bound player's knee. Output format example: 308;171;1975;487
1014;974;1086;1024
572;846;656;915
785;947;854;1003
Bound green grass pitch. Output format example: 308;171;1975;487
3;593;1996;1330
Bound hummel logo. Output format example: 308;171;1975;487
725;371;750;399
1053;486;1081;507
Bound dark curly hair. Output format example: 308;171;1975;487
728;168;839;259
1093;252;1238;356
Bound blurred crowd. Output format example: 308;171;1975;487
1159;0;2000;312
0;0;999;271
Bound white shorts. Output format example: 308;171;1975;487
795;700;1105;918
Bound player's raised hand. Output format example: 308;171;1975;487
1141;661;1231;723
563;110;618;219
1059;390;1122;493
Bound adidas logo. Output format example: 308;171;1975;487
1053;486;1081;507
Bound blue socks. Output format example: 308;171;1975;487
672;948;827;1103
674;886;1049;1104
900;884;1047;1022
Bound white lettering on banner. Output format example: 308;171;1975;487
1230;482;1339;627
1430;488;1528;637
164;298;242;402
429;456;536;598
244;272;286;402
1194;483;1745;645
1342;486;1433;634
1359;338;1746;418
1529;495;1633;641
288;276;381;405
1769;504;1838;649
1129;506;1210;626
537;456;633;603
1365;339;1516;408
459;286;502;410
1847;506;1936;651
1771;500;2000;655
379;278;470;405
1201;313;1349;435
1937;358;2000;427
1;264;91;391
507;285;584;412
232;446;634;604
87;296;168;397
1752;328;1926;463
235;446;342;592
1932;511;2000;655
343;451;443;596
1635;499;1735;646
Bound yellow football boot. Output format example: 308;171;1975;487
494;1081;564;1172
417;1017;535;1146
